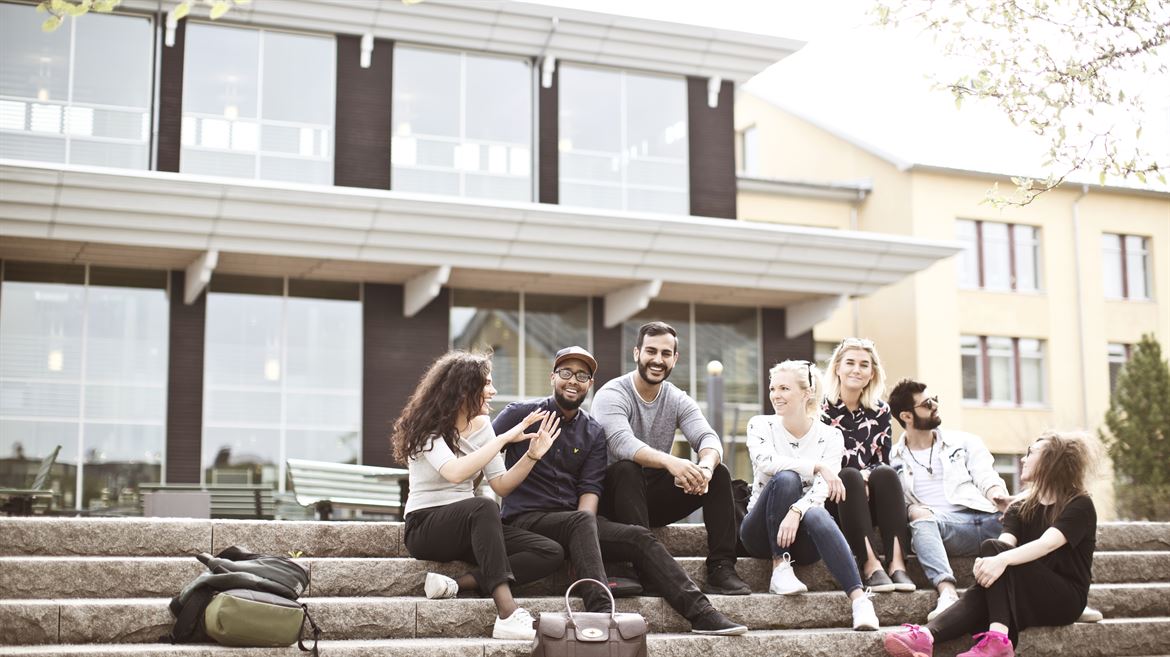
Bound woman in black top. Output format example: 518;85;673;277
821;338;913;593
883;431;1098;657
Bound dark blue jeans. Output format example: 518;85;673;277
739;470;863;596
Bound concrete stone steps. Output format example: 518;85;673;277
3;518;1167;558
3;550;1167;600
3;583;1168;647
0;618;1168;657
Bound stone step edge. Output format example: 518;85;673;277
0;618;1168;656
4;580;1164;604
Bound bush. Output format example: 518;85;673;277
1100;334;1170;521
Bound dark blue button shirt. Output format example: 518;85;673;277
491;396;608;520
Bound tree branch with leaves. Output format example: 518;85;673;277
874;0;1169;206
38;0;250;32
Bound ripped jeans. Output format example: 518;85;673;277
910;508;1003;587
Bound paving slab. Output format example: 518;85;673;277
0;518;211;557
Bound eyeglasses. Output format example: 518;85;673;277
554;368;593;383
914;395;939;410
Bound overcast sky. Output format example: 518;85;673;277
530;0;1169;189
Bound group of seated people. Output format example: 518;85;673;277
390;321;1099;657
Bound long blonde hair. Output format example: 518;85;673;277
824;337;887;410
769;360;824;421
1015;431;1096;526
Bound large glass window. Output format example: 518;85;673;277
560;65;689;214
1102;233;1153;300
392;46;532;201
694;305;759;438
0;4;153;168
0;263;168;512
202;277;360;490
181;24;335;185
955;219;1041;292
450;291;590;407
960;335;1046;406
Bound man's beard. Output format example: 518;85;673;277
554;388;585;411
913;413;942;431
636;359;673;385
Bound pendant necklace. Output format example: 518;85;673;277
908;436;935;476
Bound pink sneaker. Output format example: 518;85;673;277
883;624;933;657
957;631;1014;657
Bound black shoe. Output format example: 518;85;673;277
889;569;916;592
690;608;748;636
702;562;751;595
863;568;896;593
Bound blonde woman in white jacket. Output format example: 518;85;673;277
738;360;880;632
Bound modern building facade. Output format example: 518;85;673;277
0;0;958;513
735;91;1170;517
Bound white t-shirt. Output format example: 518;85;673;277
909;447;964;515
404;420;505;517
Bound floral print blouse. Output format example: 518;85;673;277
821;397;892;471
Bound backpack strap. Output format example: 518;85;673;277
297;604;322;657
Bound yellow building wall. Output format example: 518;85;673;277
737;92;1170;519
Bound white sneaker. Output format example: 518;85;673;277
851;590;879;631
1078;606;1103;623
769;553;808;594
493;607;537;641
424;572;458;600
927;589;959;621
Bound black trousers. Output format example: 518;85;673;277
507;509;713;622
600;460;738;569
828;465;911;570
927;539;1085;647
403;496;563;596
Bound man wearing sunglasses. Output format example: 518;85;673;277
491;346;749;636
887;378;1012;621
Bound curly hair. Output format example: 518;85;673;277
824;338;887;411
1015;431;1097;526
391;351;491;463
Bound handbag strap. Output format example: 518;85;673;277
563;578;616;623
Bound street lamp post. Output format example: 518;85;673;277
706;359;727;477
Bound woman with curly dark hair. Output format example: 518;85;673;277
883;432;1098;657
392;351;565;641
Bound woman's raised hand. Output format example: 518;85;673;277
526;413;562;459
502;410;550;443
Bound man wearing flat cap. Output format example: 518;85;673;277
491;346;748;636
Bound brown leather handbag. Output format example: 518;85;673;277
531;578;648;657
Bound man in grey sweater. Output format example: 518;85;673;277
592;321;751;595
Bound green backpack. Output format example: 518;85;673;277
168;546;321;655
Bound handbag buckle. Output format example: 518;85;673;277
580;628;604;639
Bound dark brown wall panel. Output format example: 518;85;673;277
687;77;736;219
590;297;623;389
538;65;559;204
335;35;394;189
759;307;814;414
363;283;450;467
165;271;205;482
156;18;186;173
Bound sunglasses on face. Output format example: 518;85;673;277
554;368;593;383
914;395;939;410
840;337;875;349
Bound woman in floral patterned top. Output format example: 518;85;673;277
821;338;914;593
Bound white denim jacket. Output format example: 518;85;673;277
889;429;1006;514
